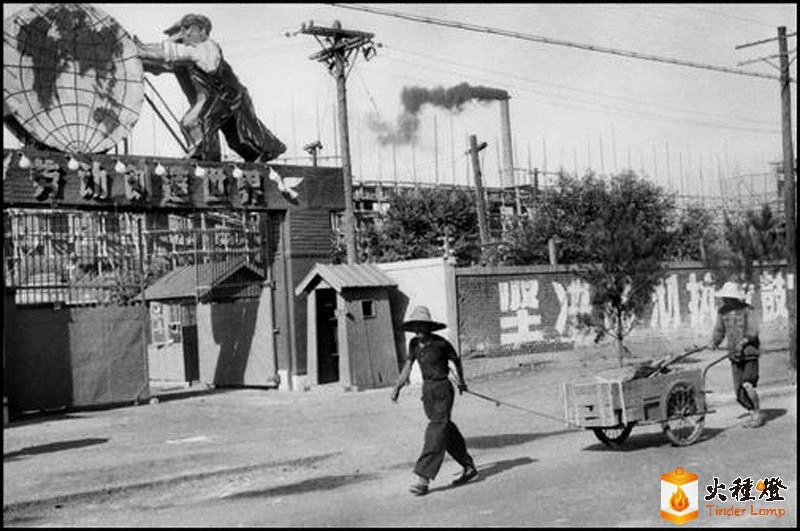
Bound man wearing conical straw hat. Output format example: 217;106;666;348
391;306;478;496
709;281;763;428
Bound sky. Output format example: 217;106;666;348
3;3;797;198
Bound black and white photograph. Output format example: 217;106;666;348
2;2;796;527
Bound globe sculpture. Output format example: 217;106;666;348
3;3;144;154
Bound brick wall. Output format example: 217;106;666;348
288;208;338;377
455;262;792;359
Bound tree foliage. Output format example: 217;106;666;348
561;172;677;365
334;187;482;265
704;203;784;291
668;202;719;262
330;172;786;367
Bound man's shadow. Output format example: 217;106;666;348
429;456;536;493
736;408;787;425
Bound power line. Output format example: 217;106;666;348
330;3;791;82
686;5;786;30
385;43;779;130
369;49;781;135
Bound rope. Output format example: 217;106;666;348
450;344;711;430
448;370;583;429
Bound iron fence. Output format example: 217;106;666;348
4;208;271;306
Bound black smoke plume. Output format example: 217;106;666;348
369;82;509;146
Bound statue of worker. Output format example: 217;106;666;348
137;13;286;163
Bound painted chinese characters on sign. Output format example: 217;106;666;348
498;280;543;346
650;274;682;331
685;272;718;331
760;271;789;322
459;266;793;356
497;278;593;348
3;149;310;210
552;279;592;337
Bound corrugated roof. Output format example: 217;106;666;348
295;262;397;295
142;258;265;301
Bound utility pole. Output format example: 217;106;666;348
303;141;323;167
301;20;378;264
433;114;439;184
736;26;797;368
778;26;797;369
468;135;490;258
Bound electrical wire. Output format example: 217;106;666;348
330;3;789;82
385;44;779;130
371;49;782;136
686;5;792;30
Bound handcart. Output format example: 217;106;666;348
562;345;731;447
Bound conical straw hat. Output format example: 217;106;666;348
402;305;446;332
715;281;745;300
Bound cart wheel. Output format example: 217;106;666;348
592;424;634;447
662;380;705;446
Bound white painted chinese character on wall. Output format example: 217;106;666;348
499;280;543;346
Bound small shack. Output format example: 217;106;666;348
295;263;399;390
141;258;266;384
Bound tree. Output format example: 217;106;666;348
563;171;676;366
484;215;551;266
669;202;719;262
704;203;784;292
341;187;482;265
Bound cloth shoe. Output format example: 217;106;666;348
409;482;429;496
745;410;764;428
409;475;429;496
452;466;478;486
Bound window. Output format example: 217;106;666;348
361;300;375;318
150;302;183;345
150;302;167;344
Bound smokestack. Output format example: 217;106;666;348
499;96;519;214
369;83;509;146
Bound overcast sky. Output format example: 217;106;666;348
3;3;797;197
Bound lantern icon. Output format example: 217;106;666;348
661;467;699;525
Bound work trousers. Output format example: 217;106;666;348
413;379;475;480
731;358;759;410
184;87;286;163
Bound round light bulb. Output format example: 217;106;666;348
154;162;166;176
67;157;80;171
232;166;243;179
194;165;206;178
18;154;31;169
115;160;126;173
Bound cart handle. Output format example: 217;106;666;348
702;351;733;384
645;344;708;378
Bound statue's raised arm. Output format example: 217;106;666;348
137;14;286;163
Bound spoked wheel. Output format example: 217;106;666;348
592;423;634;447
662;381;705;446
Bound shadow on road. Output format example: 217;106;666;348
5;411;87;429
759;408;787;425
223;473;380;500
466;430;573;450
582;427;727;452
4;437;109;461
429;457;537;494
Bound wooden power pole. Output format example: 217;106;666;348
777;26;797;369
736;26;797;368
468;135;490;257
301;21;377;264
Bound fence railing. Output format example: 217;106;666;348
4;209;268;306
